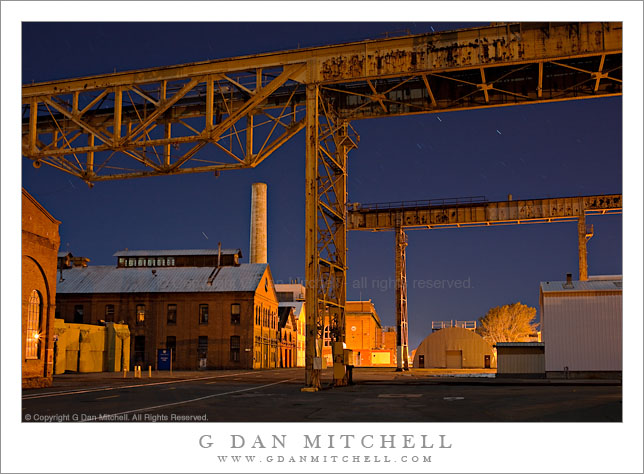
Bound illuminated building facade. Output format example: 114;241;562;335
55;249;279;370
22;189;60;388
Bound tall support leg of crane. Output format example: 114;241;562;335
304;83;358;389
577;210;594;282
395;217;410;371
578;212;588;281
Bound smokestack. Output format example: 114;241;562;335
250;182;268;264
566;273;572;284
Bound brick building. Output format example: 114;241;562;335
22;189;60;388
277;306;297;367
55;249;280;370
276;284;306;367
322;300;389;367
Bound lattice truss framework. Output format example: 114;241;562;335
23;23;621;182
23;64;307;182
304;84;358;386
322;51;621;120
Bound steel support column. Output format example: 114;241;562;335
578;211;590;281
394;216;410;371
304;83;320;388
304;82;357;388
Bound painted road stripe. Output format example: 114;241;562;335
378;394;423;398
22;369;298;400
94;378;297;419
95;395;120;400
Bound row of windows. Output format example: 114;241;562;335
255;305;277;329
74;303;241;326
119;257;176;268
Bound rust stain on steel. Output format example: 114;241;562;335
320;32;522;80
348;194;622;231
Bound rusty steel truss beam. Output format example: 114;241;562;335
23;22;620;182
347;194;622;231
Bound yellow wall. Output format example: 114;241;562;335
54;319;130;374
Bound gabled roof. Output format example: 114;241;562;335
113;248;243;257
57;263;268;294
22;188;60;224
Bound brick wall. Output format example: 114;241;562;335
56;269;280;370
22;189;60;388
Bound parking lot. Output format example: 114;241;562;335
22;367;622;422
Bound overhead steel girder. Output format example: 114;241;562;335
23;64;307;181
347;194;622;231
23;22;620;181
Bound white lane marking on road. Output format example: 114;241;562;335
443;397;465;401
95;395;120;400
378;394;423;398
21;370;275;400
98;378;297;419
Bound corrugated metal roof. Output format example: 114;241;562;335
278;301;304;318
112;248;242;257
495;342;545;347
540;278;622;293
57;264;267;294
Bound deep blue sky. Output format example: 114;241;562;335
21;22;622;349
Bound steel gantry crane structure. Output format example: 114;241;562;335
348;194;623;369
22;22;622;389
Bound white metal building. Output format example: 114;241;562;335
540;275;622;377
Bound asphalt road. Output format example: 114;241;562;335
22;368;622;422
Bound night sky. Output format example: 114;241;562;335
21;22;622;350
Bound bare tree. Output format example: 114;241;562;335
477;302;538;344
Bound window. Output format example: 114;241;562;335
157;257;166;267
167;257;175;266
230;336;240;362
198;336;208;359
74;305;84;324
147;258;155;266
166;336;176;361
231;304;240;325
118;257;126;267
25;290;41;359
324;325;330;346
138;257;145;267
128;258;136;267
136;304;145;325
199;304;209;324
167;304;177;324
105;304;115;322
